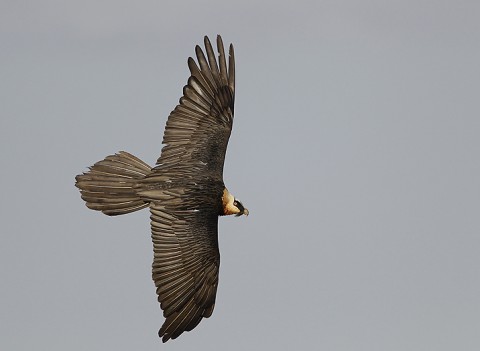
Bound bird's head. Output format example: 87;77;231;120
222;189;249;217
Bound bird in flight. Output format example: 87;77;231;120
75;35;248;342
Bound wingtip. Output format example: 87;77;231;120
204;35;212;47
159;328;171;343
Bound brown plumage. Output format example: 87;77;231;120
75;35;248;342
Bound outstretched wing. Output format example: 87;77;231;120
146;35;234;342
150;198;220;342
151;35;235;180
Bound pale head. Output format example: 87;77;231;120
222;189;249;217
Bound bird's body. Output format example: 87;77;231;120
75;35;248;342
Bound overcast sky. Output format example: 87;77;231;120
1;1;479;350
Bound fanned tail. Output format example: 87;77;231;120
75;151;151;216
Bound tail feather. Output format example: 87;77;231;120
75;151;151;216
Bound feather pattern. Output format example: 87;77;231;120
149;194;221;342
149;35;235;180
139;35;235;342
75;35;237;343
75;151;151;215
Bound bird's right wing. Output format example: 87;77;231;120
149;35;235;180
149;199;220;342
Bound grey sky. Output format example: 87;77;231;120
1;1;479;350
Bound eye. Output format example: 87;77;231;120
233;201;238;206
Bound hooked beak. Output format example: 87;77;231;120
235;208;249;217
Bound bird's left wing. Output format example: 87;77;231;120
149;199;220;342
